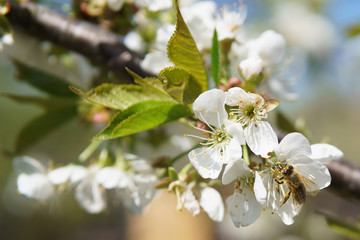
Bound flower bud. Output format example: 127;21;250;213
238;56;263;80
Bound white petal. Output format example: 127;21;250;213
189;147;223;179
310;143;343;163
275;198;297;225
17;173;54;202
107;0;125;11
95;167;128;189
292;156;331;190
239;56;263;79
224;120;246;145
182;188;201;216
253;171;267;205
48;165;87;185
193;89;227;128
13;156;46;174
222;158;249;185
132;174;157;207
245;121;278;158
222;137;243;164
75;177;106;214
275;132;311;160
200;187;224;222
226;187;261;227
225;87;248;106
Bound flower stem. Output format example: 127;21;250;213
169;143;201;166
242;145;250;166
78;141;101;162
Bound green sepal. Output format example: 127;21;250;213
168;167;179;182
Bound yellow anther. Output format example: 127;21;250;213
242;213;245;216
258;172;262;175
268;187;271;190
215;109;218;113
204;151;207;153
192;155;195;158
199;109;202;112
184;134;187;136
235;205;238;208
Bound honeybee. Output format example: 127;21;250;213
275;165;320;207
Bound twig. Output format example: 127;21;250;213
6;1;155;82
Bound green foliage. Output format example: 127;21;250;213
159;66;201;104
126;68;167;95
167;0;208;98
211;29;220;88
0;14;11;38
168;167;179;181
14;61;76;98
3;94;77;153
71;84;174;111
347;22;360;37
93;100;191;141
324;214;360;239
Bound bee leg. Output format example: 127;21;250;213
275;177;284;185
280;191;291;207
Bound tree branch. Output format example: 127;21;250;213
6;1;154;81
5;1;360;202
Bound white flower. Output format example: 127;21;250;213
187;89;245;179
95;154;158;213
238;56;263;80
123;31;146;54
223;159;262;227
169;181;224;222
225;87;278;158
180;1;217;51
254;133;332;225
246;30;286;67
141;24;175;74
216;4;247;41
13;156;54;203
272;2;335;55
107;0;127;11
310;143;343;163
136;0;172;11
49;164;106;214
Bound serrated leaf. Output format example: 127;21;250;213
71;84;174;111
211;29;220;88
125;67;167;94
159;66;201;104
94;100;191;141
15;105;77;153
13;61;76;98
167;0;208;94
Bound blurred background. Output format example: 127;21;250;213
1;0;360;239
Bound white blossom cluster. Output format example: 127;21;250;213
13;154;158;214
186;88;344;226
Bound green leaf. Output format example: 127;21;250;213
0;14;11;37
168;167;179;181
211;29;220;88
347;22;360;37
94;100;191;141
324;213;360;239
71;84;174;111
159;66;201;104
3;94;77;152
167;0;208;94
125;67;167;95
13;61;76;98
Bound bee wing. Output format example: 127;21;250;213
301;176;320;197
